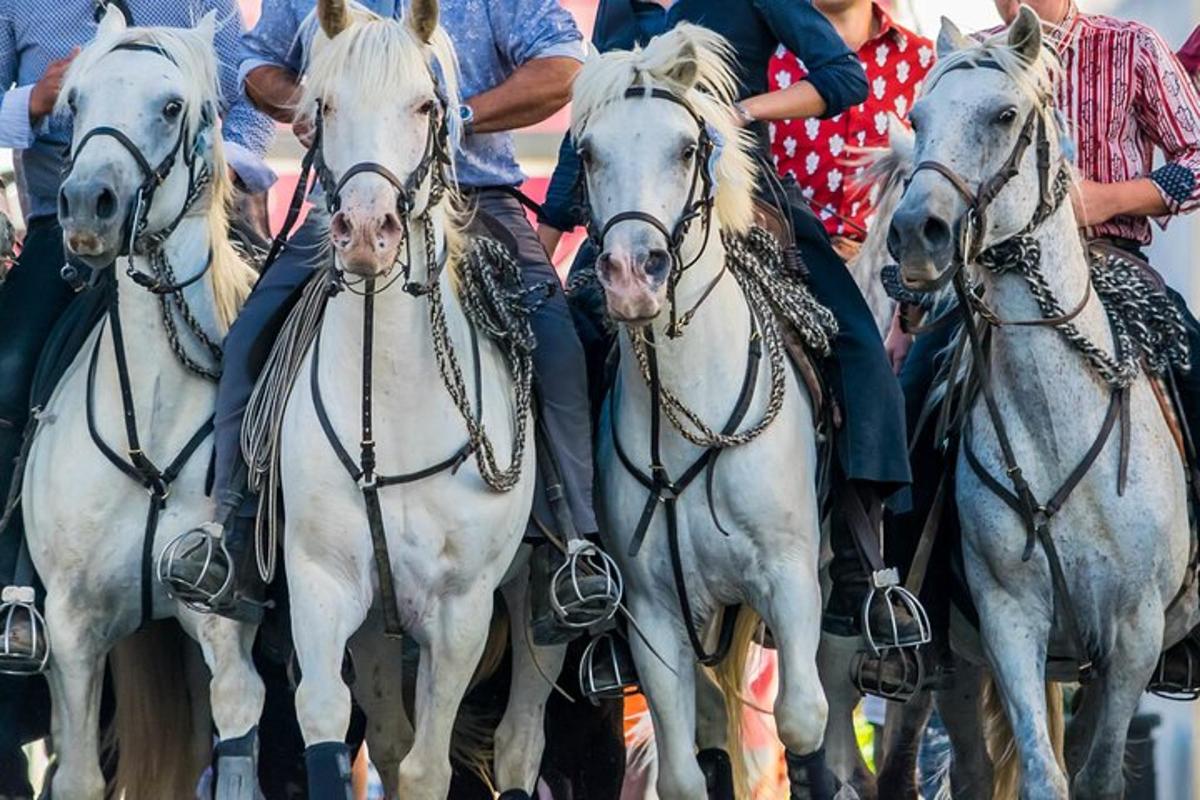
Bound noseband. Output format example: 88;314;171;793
580;86;722;337
310;92;452;296
65;42;215;285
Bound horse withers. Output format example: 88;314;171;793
18;8;264;800
888;8;1200;798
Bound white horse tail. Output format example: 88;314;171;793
981;675;1065;800
709;605;763;800
447;604;513;784
106;620;208;800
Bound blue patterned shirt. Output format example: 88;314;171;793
242;0;585;188
0;1;276;222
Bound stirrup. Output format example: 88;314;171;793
156;523;234;613
579;631;639;705
0;586;49;675
861;568;932;653
1148;637;1200;700
549;540;623;631
851;645;925;702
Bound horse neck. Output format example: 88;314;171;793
615;233;755;437
977;199;1115;417
114;213;222;383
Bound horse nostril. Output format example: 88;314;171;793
597;252;615;277
330;212;353;245
643;249;671;282
95;187;117;221
921;216;951;253
380;213;403;238
58;188;71;221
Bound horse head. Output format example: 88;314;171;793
304;0;456;279
570;24;757;324
58;5;223;269
888;5;1067;292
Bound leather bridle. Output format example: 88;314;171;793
63;41;216;292
578;85;722;338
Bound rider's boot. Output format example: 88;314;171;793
785;748;841;800
304;741;353;799
531;537;623;646
158;480;268;624
698;747;735;800
1150;625;1200;698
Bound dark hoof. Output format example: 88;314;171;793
698;748;734;800
497;791;532;800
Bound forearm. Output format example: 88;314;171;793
466;57;579;134
244;64;302;124
739;82;827;123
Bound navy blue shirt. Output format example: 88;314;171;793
540;0;867;231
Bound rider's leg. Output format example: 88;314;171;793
783;198;919;645
161;214;330;617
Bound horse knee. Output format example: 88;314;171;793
294;677;351;745
398;755;452;800
52;763;105;800
776;687;828;755
656;756;708;800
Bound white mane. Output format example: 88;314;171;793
570;24;759;234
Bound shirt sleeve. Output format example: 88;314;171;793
488;0;586;68
751;0;867;119
239;0;305;85
1132;25;1200;222
539;133;586;231
209;0;277;185
0;6;33;150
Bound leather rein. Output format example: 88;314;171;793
901;67;1119;681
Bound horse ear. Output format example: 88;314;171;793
97;3;128;38
318;0;350;39
663;39;700;91
936;17;971;58
195;10;217;46
408;0;439;44
1007;4;1044;64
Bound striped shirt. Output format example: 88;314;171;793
0;1;276;221
1046;11;1200;244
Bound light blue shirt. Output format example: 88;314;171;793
0;0;276;221
241;0;585;188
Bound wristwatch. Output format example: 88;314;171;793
458;103;475;135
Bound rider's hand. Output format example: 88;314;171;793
537;223;563;261
1071;179;1115;228
292;117;315;148
884;308;913;375
30;49;80;124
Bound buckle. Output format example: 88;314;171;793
0;586;49;675
549;541;623;631
156;524;235;612
579;631;639;704
861;576;933;655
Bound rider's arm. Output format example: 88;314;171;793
239;0;306;124
537;134;587;255
466;0;585;133
738;0;867;122
208;0;276;191
0;12;67;149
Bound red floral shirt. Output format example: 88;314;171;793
768;4;933;241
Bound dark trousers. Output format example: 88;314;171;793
212;190;598;534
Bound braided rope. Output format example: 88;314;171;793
621;226;836;450
151;247;224;381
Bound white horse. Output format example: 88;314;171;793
21;8;263;800
275;2;564;797
888;9;1200;798
576;26;837;799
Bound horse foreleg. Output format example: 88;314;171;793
1070;609;1163;800
494;571;568;797
349;616;414;799
43;598;107;800
627;595;707;800
976;585;1067;799
935;661;993;797
874;689;932;800
184;613;266;800
399;589;495;800
289;560;371;794
816;631;873;799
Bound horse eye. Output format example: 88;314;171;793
681;143;698;162
417;99;436;116
67;89;78;115
578;147;592;168
994;107;1018;126
163;99;184;121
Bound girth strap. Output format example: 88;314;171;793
609;311;764;666
310;281;483;637
86;297;213;628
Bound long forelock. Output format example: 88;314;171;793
570;25;758;233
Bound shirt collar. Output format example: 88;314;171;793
869;1;908;51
